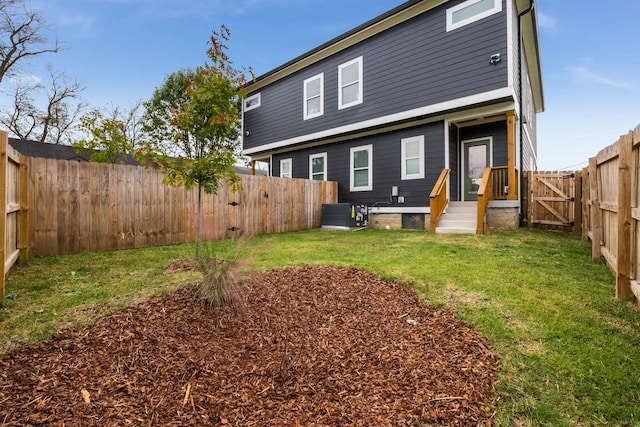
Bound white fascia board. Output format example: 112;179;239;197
506;0;515;89
244;87;514;156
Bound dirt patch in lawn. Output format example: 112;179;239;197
0;266;499;426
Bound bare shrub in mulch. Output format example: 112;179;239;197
0;266;500;426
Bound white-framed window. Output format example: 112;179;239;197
446;0;502;32
338;56;363;110
280;158;292;178
303;73;324;120
309;153;327;181
350;144;372;191
244;93;261;111
401;135;425;180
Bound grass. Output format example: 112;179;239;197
0;244;199;352
2;228;639;425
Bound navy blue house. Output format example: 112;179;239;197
242;0;543;232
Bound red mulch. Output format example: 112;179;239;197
0;266;500;426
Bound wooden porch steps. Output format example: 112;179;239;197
435;201;477;234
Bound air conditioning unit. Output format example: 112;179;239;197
322;203;369;230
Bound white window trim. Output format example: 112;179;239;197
244;93;261;111
303;73;324;120
280;158;292;178
446;0;502;32
309;152;327;181
338;56;363;110
350;144;373;192
401;135;425;180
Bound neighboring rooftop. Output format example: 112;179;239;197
9;138;92;162
8;138;267;175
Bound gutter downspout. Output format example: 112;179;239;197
518;0;535;226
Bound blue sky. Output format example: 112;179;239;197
10;0;640;171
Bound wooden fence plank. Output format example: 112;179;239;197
134;165;144;248
78;162;91;253
68;161;80;254
616;133;633;300
589;157;603;260
530;171;577;231
57;160;68;254
18;156;28;263
20;161;336;257
0;133;6;297
47;160;59;256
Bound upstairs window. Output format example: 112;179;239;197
280;158;292;178
350;144;372;191
304;73;324;120
244;93;261;111
309;153;327;181
446;0;501;32
338;56;363;109
401;136;425;180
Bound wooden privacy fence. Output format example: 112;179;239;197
27;157;338;257
0;133;28;298
581;124;640;303
524;170;582;233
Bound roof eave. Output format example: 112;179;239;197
517;0;545;113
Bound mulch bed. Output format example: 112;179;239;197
0;265;500;426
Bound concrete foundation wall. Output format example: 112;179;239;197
486;206;519;231
371;214;402;230
370;213;431;230
370;207;518;232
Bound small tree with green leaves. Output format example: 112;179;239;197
73;101;146;162
142;26;252;306
73;109;132;163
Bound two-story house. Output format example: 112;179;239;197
242;0;543;233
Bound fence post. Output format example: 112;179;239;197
616;133;633;301
588;157;602;260
580;167;588;240
507;111;517;201
19;155;29;263
573;170;582;234
0;132;6;299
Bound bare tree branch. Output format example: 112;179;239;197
0;78;41;138
0;65;85;143
0;0;59;84
39;65;85;143
99;100;146;150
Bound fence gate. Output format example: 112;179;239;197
529;171;581;232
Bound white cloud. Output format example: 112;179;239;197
58;13;96;34
9;73;42;86
568;66;635;90
537;12;557;30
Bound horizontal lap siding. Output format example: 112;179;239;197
459;121;508;167
272;122;445;207
244;0;508;151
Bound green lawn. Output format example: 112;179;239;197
2;228;639;426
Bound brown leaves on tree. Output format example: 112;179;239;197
0;266;499;426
